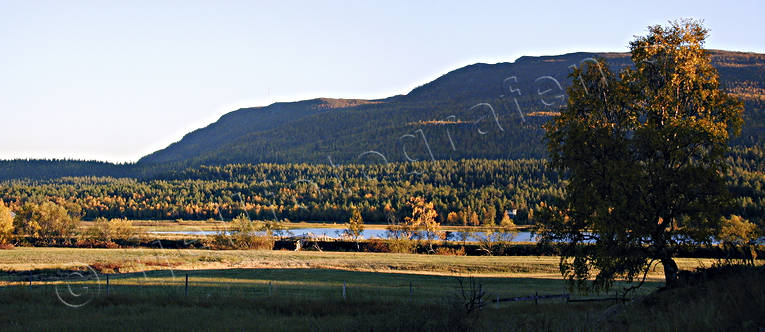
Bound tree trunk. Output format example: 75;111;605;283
661;257;679;289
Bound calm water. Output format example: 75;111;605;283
150;227;538;242
150;228;765;244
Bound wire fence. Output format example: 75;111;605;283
2;270;628;308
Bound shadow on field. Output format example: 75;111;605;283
0;267;620;332
2;266;652;301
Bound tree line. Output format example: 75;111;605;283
0;159;557;226
0;155;762;232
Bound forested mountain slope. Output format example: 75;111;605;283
139;50;765;167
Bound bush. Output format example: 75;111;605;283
435;246;467;256
82;217;138;244
206;233;274;250
365;239;390;253
362;238;417;254
75;238;120;248
718;215;759;264
0;201;13;245
13;202;79;242
386;238;417;254
205;214;275;250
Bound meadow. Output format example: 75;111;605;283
0;269;614;331
0;247;714;279
2;246;750;331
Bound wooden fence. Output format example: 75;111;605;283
494;291;627;305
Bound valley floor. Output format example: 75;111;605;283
0;247;713;280
0;248;761;331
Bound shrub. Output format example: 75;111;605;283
435;246;467;256
0;201;14;245
75;238;120;248
205;214;275;250
362;238;417;254
206;233;274;250
718;215;759;265
386;238;417;254
82;217;138;244
365;239;390;253
13;202;79;242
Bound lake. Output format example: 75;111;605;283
150;228;765;245
150;227;538;242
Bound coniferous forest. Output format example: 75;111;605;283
1;149;762;229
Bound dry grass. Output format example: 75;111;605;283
0;247;720;281
1;247;761;331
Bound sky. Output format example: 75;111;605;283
1;0;764;163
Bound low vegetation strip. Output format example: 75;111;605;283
1;265;762;331
0;247;720;281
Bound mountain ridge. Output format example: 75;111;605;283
138;49;765;167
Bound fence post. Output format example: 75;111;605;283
535;291;538;305
106;274;110;296
342;282;346;300
185;274;189;297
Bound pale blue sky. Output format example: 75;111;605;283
1;0;763;162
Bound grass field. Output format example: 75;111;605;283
0;248;637;331
0;268;627;331
0;247;759;331
0;247;715;279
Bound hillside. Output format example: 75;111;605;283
138;50;765;168
1;50;763;181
